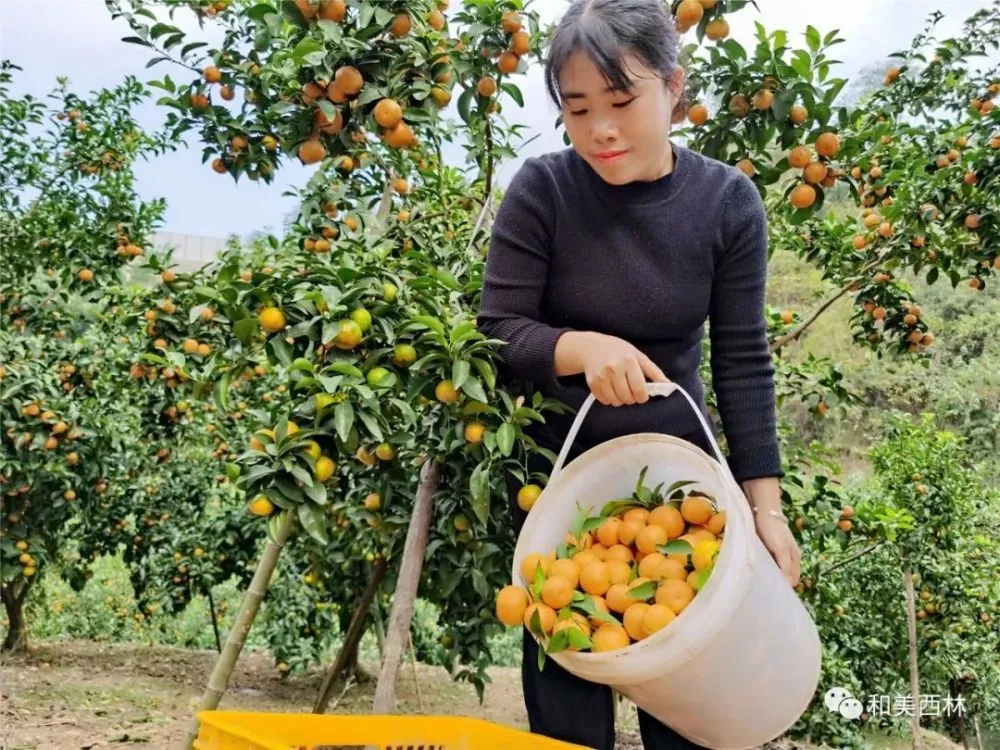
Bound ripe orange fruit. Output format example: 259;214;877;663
496;585;529;627
501;11;522;33
334;66;363;96
596;517;621;547
623;602;651;641
550;558;580;588
477;76;498;97
314;456;336;482
64;489;77;501
498;51;519;74
203;65;222;83
635;524;668;555
298;138;327;165
838;519;853;532
383;122;414;148
393;177;410;194
427;9;446;30
520;552;553;583
687;102;709;126
580;561;612;596
617;520;643;547
885;66;900;84
294;0;317;19
736;159;755;177
364;492;381;511
319;0;346;21
315;108;343;135
334;319;363;349
789;183;817;209
542;576;574;609
815;132;840;158
789;105;808;125
552;616;591;649
591;623;630;652
692;540;720;571
573;549;599;568
78;268;94;282
706;511;726;536
604;544;633;563
680;496;713;525
965;214;980;230
605;583;636;614
642;603;676;636
803;161;828;184
656;578;695;614
704;17;730;40
435;379;459;403
623;507;649;525
788;146;811;169
249;495;274;517
674;0;704;31
374;99;403;129
605;559;631;586
852;235;868;250
517;484;541;512
523;602;556;635
258;306;286;332
390;13;411;36
511;30;530;55
647;505;685;538
638;552;669;581
879;221;893;238
464;421;487;444
752;89;774;110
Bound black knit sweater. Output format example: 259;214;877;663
477;143;783;483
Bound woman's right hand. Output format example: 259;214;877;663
578;332;670;407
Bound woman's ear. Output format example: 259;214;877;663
669;67;689;125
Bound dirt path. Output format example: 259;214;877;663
0;641;966;750
1;640;539;749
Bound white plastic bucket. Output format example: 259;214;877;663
512;382;822;750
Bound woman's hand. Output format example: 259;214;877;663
755;514;801;588
578;332;670;406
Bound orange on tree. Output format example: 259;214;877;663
314;456;335;482
374;99;403;129
258;306;286;332
390;13;411;36
517;483;541;511
687;102;708;126
477;76;498;97
364;492;381;511
435;379;459;403
248;495;275;517
790;183;817;209
674;0;704;32
815;131;841;158
704;17;730;41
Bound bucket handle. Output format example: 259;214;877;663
551;382;739;478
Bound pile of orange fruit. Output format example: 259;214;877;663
496;469;725;654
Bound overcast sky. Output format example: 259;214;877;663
0;1;987;239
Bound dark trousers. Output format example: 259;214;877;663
507;428;715;750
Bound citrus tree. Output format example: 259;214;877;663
0;61;179;651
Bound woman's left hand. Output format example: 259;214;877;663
755;515;801;588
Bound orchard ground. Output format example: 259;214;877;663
0;641;971;750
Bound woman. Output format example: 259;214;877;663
477;1;802;748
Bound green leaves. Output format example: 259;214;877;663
333;401;354;443
469;461;491;525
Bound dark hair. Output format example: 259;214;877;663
543;0;682;107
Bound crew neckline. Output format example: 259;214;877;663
573;141;692;207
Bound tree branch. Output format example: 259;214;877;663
819;542;882;577
769;257;885;354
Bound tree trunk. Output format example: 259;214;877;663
972;715;985;750
184;511;295;750
206;588;222;653
902;566;924;750
2;582;29;653
313;556;387;713
372;459;438;713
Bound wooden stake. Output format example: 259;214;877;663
185;511;295;749
902;566;924;750
313;556;387;713
372;459;438;713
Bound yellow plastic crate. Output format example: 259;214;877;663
193;710;592;750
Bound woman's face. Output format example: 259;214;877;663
558;51;680;185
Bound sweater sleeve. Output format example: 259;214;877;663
709;173;784;483
477;158;574;387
